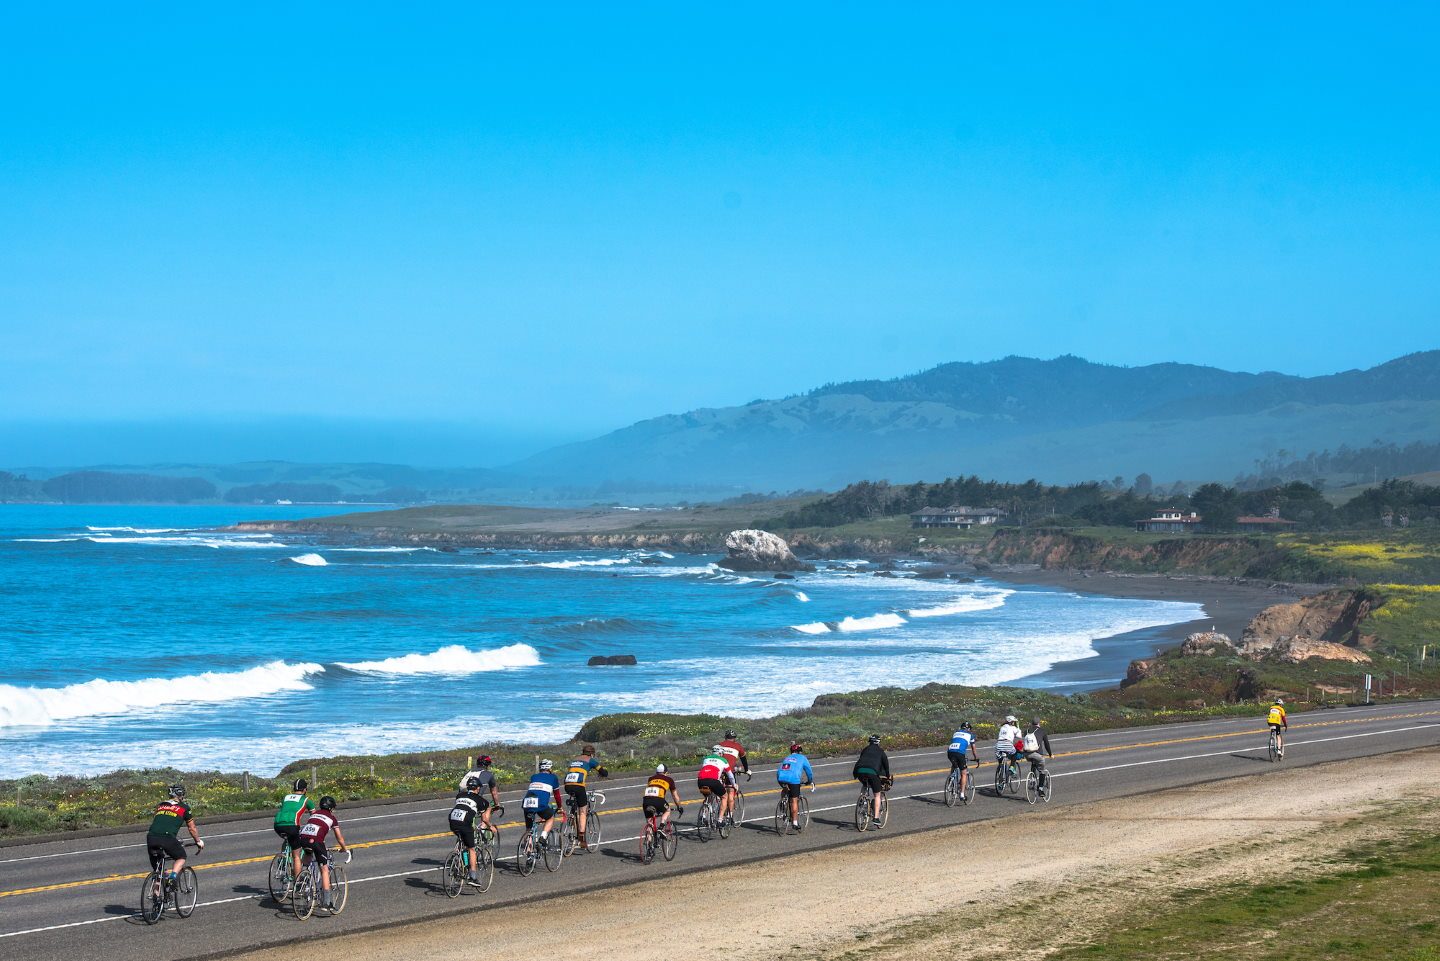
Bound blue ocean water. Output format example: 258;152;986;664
0;505;1205;778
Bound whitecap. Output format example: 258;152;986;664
337;643;541;676
794;591;810;602
790;612;908;634
287;553;328;567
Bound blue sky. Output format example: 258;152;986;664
1;4;1437;464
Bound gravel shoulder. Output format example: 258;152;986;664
225;747;1440;961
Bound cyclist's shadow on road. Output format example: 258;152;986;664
101;904;149;925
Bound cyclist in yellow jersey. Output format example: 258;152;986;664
1267;698;1288;757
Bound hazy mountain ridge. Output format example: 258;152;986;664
511;352;1440;489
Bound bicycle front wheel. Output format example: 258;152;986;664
733;788;745;824
963;771;976;805
877;793;889;828
173;867;198;918
328;865;348;914
442;851;464;898
797;796;810;832
140;872;164;924
268;852;290;904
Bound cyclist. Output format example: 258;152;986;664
145;784;204;881
946;722;980;799
852;734;891;827
296;796;348;911
777;743;815;831
717;729;752;824
696;745;733;823
1267;698;1288;758
641;763;684;829
273;777;313;887
1022;718;1054;793
522;759;564;847
449;777;486;886
996;714;1023;778
564;745;609;851
457;755;502;839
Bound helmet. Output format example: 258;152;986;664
168;783;186;800
319;795;337;810
867;734;882;745
712;745;725;754
655;763;668;774
582;744;596;756
724;730;737;740
465;776;481;791
477;755;493;767
1275;698;1284;706
292;777;308;792
539;759;554;772
1031;718;1043;726
959;721;972;731
1005;714;1018;724
789;743;804;753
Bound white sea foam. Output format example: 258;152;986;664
86;526;191;534
81;535;292;549
12;537;81;543
794;591;810;602
791;612;908;634
288;553;328;566
337;643;541;676
536;557;633;569
906;589;1012;618
331;546;435;553
0;661;323;730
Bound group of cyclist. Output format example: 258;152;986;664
143;700;1293;904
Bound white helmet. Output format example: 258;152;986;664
1005;714;1017;724
538;759;553;772
655;763;667;774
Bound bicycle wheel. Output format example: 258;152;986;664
732;788;746;824
268;852;290;904
855;791;870;832
944;771;959;807
293;869;317;920
1268;732;1279;763
173;867;198;918
696;797;714;841
442;851;464;898
517;832;537;877
1007;765;1020;796
774;800;788;836
877;793;889;828
639;823;656;865
1025;769;1039;805
585;804;602;848
661;821;678;861
963;771;976;805
1038;770;1053;803
993;764;1006;796
475;844;495;893
717;804;733;839
796;795;810;832
328;865;348;914
561;809;579;856
542;832;564;872
140;871;164;924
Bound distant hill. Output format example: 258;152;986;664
509;352;1440;490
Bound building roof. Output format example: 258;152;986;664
1235;515;1298;525
1138;514;1202;524
910;505;1008;517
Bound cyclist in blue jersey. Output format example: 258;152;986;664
523;760;564;845
947;722;980;799
776;743;815;831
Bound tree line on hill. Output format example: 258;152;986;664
1236;439;1440;489
765;474;1440;532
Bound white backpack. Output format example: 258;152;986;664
1022;732;1039;752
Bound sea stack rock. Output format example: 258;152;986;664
718;529;813;572
587;654;638;666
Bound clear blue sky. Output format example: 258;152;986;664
2;4;1437;464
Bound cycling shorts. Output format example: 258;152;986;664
642;797;669;818
697;777;726;797
856;773;884;793
1269;724;1284;734
779;782;805;800
298;837;332;865
564;784;589;807
145;833;186;869
273;824;302;848
947;750;970;770
451;823;477;848
524;806;556;825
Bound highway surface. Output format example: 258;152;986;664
4;699;1438;961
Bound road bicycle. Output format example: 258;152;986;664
993;754;1022;797
516;815;565;876
639;806;680;864
562;790;604;856
267;837;297;903
441;835;494;897
854;779;890;832
292;848;349;920
774;784;812;836
1268;726;1284;763
140;840;198;924
945;762;977;807
1024;763;1052;805
695;787;727;840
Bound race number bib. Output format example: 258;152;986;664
643;786;663;798
565;772;583;784
300;823;321;837
522;796;540;810
449;808;466;822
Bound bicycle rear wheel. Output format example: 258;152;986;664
140;871;164;924
944;771;959;807
1268;732;1279;763
774;800;788;836
328;865;348;914
268;852;290;904
442;851;464;898
1024;769;1039;805
293;869;317;920
639;824;656;865
475;844;495;892
993;764;1006;796
1038;770;1053;803
561;810;578;856
542;832;564;872
696;797;715;841
517;833;537;877
855;792;870;832
717;804;733;839
173;867;197;918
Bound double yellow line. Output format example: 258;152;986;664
5;709;1435;900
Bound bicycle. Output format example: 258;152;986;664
1024;763;1052;805
516;816;564;876
562;791;604;856
1268;726;1283;763
639;806;680;864
139;840;198;924
854;780;890;832
695;786;726;840
267;838;297;904
774;784;812;836
945;762;977;807
994;755;1022;797
293;848;349;920
441;836;494;897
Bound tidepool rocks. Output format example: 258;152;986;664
718;529;814;572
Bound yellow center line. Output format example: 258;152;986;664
5;708;1436;900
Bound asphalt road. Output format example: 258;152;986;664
4;700;1439;961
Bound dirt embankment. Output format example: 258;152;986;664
230;750;1440;961
978;527;1286;576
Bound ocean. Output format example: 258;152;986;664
0;505;1204;778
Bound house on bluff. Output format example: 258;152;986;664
1235;506;1299;532
910;506;1009;529
1134;508;1203;533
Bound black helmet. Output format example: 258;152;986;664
477;755;493;767
319;795;337;811
465;776;481;792
959;721;972;731
724;730;737;740
1031;718;1044;726
867;734;882;745
168;783;186;800
292;777;308;792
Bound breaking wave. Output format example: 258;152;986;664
791;612;908;634
336;643;541;676
288;553;329;566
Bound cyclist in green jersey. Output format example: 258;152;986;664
273;777;313;885
146;784;204;879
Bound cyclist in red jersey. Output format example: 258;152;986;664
717;730;751;825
